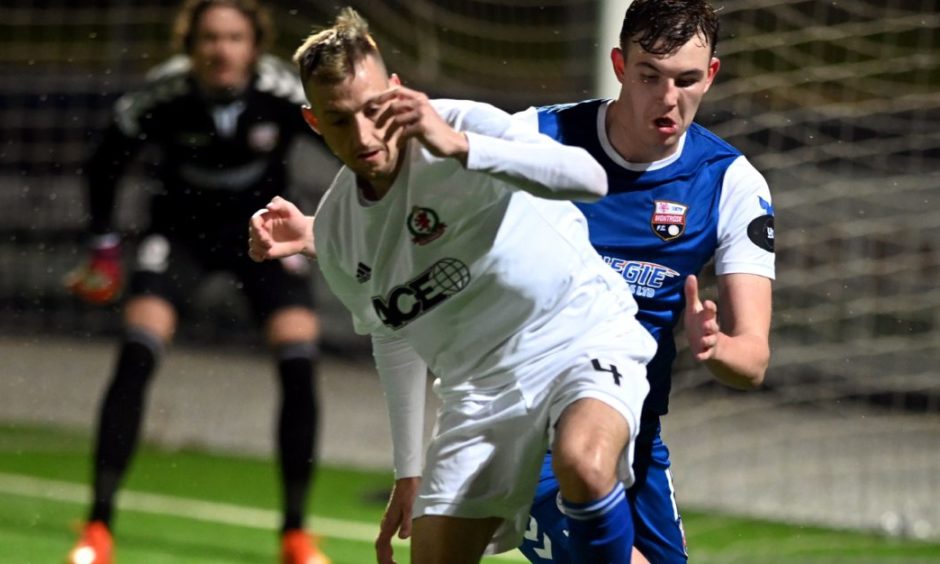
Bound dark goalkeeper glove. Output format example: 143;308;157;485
65;234;123;305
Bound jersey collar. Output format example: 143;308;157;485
597;100;686;172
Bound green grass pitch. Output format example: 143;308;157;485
1;423;938;563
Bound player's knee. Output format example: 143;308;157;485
551;444;616;502
124;296;177;343
266;307;318;345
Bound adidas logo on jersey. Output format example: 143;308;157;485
356;263;372;283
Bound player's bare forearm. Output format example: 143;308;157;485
703;332;768;389
685;273;770;389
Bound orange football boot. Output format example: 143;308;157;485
66;521;112;564
281;529;331;564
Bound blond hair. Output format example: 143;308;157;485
293;7;384;85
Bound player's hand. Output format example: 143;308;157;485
683;274;721;362
64;235;123;305
371;85;469;163
375;476;420;564
248;196;314;262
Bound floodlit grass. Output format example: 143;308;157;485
1;423;938;563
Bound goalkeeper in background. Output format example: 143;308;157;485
516;0;775;562
64;1;333;563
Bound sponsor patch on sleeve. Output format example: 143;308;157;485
747;215;775;252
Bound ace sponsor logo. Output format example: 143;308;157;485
372;258;470;329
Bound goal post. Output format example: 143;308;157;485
594;0;629;99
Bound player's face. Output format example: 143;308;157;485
304;55;403;196
613;34;719;161
189;5;258;94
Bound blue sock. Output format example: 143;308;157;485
561;481;633;564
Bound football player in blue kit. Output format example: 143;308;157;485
515;0;775;562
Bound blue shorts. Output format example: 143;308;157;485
520;419;687;563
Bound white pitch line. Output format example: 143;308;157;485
0;472;526;561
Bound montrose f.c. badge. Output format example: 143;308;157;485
651;200;688;241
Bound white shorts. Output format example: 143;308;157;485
413;325;654;554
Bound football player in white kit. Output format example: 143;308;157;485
250;8;656;564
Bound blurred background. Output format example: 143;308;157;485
1;0;938;545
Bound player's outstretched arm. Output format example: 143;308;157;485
683;273;771;389
463;103;607;202
371;86;606;202
248;196;315;262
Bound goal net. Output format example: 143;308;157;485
670;0;940;540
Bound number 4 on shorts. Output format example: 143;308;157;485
591;358;623;386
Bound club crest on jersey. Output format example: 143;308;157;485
651;200;688;241
248;122;279;152
407;206;447;245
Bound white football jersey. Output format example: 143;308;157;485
314;99;653;395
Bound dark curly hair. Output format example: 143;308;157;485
620;0;720;57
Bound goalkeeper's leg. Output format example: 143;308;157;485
69;296;176;564
265;305;329;564
90;296;176;526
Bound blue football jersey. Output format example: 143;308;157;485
531;99;774;415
